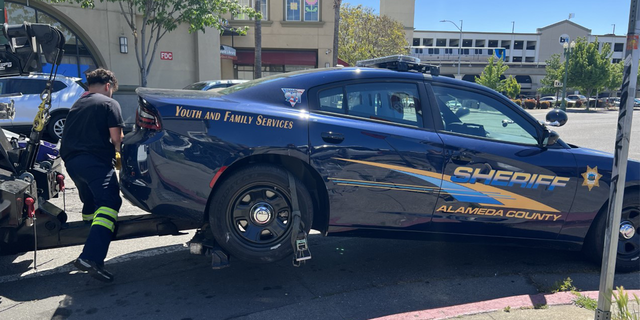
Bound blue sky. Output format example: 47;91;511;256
344;0;631;35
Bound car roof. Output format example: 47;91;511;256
3;73;82;81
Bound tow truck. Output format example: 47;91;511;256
0;23;213;268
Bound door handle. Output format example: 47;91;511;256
321;132;344;144
451;152;472;164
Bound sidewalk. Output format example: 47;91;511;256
371;290;640;320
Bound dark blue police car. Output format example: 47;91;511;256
120;56;640;271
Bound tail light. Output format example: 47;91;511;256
136;99;162;131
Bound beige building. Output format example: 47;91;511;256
221;0;336;80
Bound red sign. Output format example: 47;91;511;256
160;52;173;60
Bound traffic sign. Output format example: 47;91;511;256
554;80;563;88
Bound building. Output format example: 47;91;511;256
406;20;625;95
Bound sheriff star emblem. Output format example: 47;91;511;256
581;166;602;191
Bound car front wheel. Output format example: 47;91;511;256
584;191;640;272
208;164;313;264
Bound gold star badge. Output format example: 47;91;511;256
581;166;602;191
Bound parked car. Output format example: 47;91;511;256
183;79;248;91
0;73;87;140
567;94;588;103
120;56;640;271
540;96;557;103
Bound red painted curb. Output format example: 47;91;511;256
371;290;640;320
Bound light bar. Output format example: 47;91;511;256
355;55;421;67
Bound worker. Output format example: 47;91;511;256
60;68;124;282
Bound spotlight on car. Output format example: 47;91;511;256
545;109;568;127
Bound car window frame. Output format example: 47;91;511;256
308;78;437;131
426;81;547;147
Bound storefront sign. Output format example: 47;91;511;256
161;52;173;60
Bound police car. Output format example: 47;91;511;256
120;55;640;271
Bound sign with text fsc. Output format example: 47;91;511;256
160;52;173;60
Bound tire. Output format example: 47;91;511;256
583;192;640;272
209;164;313;264
47;112;67;141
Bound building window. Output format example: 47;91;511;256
286;0;319;21
475;40;485;47
512;57;523;62
449;39;459;47
445;48;453;54
428;48;440;54
513;41;523;50
413;38;420;46
436;38;446;46
613;58;622;63
304;0;319;22
474;49;482;54
488;40;499;48
462;39;472;47
526;41;536;50
236;0;268;20
423;38;433;46
614;43;624;52
501;40;511;49
525;57;535;62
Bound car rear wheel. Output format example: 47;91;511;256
584;192;640;272
208;164;313;264
47;112;66;141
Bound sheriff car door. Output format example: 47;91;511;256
428;83;578;239
308;80;445;232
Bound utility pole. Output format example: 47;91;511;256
595;1;639;319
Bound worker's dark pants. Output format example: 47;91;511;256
65;154;122;266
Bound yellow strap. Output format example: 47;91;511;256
32;99;48;132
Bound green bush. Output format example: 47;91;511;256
540;101;551;109
511;99;522;106
523;99;537;109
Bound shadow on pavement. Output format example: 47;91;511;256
1;235;638;320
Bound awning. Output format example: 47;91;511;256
235;50;317;66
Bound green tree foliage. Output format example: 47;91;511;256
475;56;508;91
567;38;611;109
47;0;257;86
338;4;407;66
503;76;521;99
538;54;563;95
607;61;624;93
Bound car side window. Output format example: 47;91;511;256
432;85;538;145
7;79;48;95
345;82;423;127
319;87;345;113
52;81;68;92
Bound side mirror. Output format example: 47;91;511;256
545;109;568;127
541;129;560;147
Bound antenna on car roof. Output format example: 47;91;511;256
355;55;440;76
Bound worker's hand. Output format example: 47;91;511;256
115;152;122;170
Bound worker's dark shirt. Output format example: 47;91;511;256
60;93;124;165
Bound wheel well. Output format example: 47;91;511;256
48;109;69;123
583;185;640;248
204;154;330;234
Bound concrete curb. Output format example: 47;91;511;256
371;290;640;320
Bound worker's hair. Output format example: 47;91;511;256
86;68;118;91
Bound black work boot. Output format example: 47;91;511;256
74;257;114;283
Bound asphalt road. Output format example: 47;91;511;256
0;108;639;320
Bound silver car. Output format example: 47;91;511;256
0;73;87;140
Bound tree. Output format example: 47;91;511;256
332;0;341;66
475;56;508;91
606;61;624;96
567;37;611;109
538;54;563;96
254;0;262;79
48;0;257;87
503;76;521;99
338;4;407;67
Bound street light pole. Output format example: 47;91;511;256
440;19;463;78
560;41;575;111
